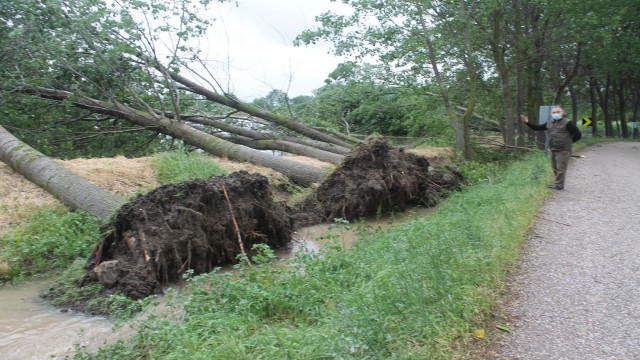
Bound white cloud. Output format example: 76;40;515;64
194;0;352;100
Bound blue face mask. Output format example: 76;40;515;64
551;113;562;120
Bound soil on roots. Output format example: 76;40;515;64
293;137;462;224
79;171;291;299
64;138;461;306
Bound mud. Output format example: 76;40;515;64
295;137;461;223
78;171;291;299
59;138;462;304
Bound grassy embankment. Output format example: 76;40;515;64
8;142;604;357
72;150;552;359
0;152;227;282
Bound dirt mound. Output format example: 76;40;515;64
306;137;461;222
79;171;291;299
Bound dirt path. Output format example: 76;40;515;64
491;141;640;359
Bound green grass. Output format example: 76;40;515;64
0;208;101;282
79;151;552;359
42;261;149;319
152;151;227;184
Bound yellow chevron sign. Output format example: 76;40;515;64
581;117;592;127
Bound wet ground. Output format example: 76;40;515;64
0;207;436;359
0;279;113;359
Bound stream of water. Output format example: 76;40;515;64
0;278;115;359
0;207;435;359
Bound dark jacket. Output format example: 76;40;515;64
526;116;582;151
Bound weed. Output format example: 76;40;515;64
151;151;227;185
0;209;100;282
42;262;149;319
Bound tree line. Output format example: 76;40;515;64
1;0;638;173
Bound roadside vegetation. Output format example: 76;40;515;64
1;135;609;357
55;149;550;359
0;208;100;281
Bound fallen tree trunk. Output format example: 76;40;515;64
159;65;360;149
0;125;124;221
216;135;343;165
185;115;352;155
17;86;326;186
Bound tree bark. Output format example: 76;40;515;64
414;3;465;155
216;135;343;165
17;86;326;186
617;81;629;138
185;115;351;155
0;125;124;221
589;76;599;136
595;75;614;137
157;64;359;149
489;6;516;147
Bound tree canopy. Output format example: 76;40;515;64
1;0;638;162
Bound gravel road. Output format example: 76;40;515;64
491;141;640;360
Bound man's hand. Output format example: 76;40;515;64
520;115;529;123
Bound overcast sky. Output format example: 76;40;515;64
195;0;352;100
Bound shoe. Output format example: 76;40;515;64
547;184;563;190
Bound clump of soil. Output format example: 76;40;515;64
47;139;460;305
294;137;461;224
78;171;291;299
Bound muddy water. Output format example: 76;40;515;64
283;207;436;257
0;279;115;360
0;207;435;359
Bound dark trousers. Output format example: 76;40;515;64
551;150;571;188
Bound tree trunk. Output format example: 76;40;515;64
18;86;326;186
0;125;124;221
631;80;640;139
489;7;516;147
415;3;465;156
589;76;599;136
568;84;578;123
158;65;359;149
617;81;629;138
595;75;614;137
185;116;351;155
459;0;478;160
216;135;344;165
514;0;527;148
552;43;582;106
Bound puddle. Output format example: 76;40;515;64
282;206;436;257
0;279;115;360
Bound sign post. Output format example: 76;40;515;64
538;105;556;153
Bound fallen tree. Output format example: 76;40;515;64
0;125;124;221
159;64;360;149
66;137;462;300
16;86;327;186
185;115;351;157
292;137;462;226
0;127;463;305
79;171;291;299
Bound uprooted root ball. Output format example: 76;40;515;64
79;171;292;299
311;137;461;221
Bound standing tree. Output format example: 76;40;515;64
297;0;487;159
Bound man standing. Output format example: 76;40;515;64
520;107;582;190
